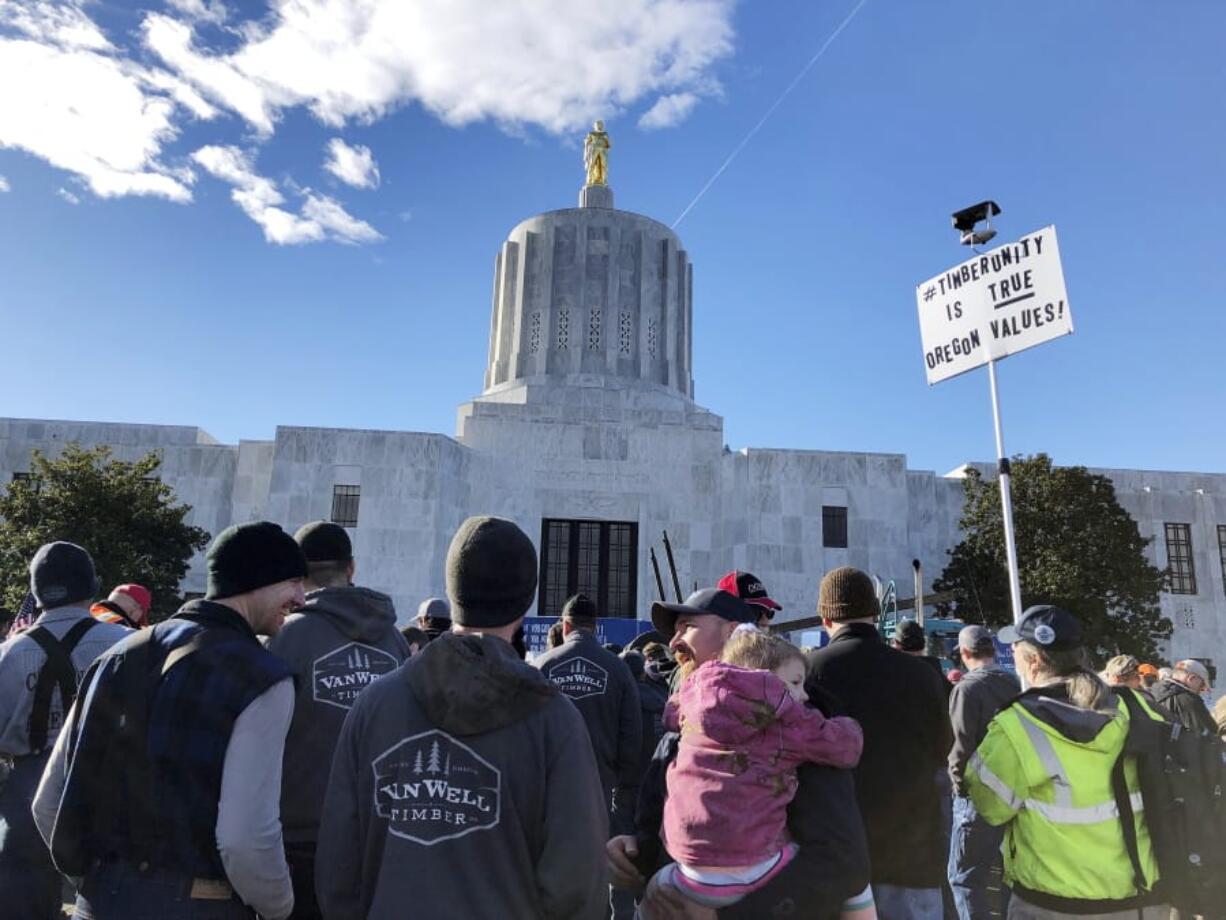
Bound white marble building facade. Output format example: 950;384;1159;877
2;185;1223;670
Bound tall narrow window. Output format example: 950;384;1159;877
11;471;40;493
1217;525;1226;594
538;519;638;618
1164;523;1197;595
822;506;848;549
331;485;361;528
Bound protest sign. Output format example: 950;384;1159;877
915;226;1072;384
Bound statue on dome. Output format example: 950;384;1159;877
583;121;611;187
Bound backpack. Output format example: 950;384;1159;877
1112;688;1226;917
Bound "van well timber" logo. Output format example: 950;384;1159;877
312;642;399;710
546;656;608;700
372;730;501;845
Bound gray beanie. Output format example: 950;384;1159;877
445;516;537;628
30;541;100;610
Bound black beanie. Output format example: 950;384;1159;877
446;516;537;628
562;593;598;622
294;521;353;562
206;521;308;600
30;541;100;609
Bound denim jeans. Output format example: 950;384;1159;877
947;794;1007;920
73;862;254;920
875;884;943;920
0;753;62;920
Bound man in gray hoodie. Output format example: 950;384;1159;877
946;624;1019;920
317;516;608;920
268;522;409;919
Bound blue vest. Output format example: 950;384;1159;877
57;600;291;879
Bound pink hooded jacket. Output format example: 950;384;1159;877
662;660;863;868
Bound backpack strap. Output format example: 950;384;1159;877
25;618;98;754
1111;690;1149;899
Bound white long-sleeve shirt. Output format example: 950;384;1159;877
34;677;296;920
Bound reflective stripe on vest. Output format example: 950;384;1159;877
972;716;1147;827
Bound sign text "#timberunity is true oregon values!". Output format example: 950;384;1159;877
914;226;1073;385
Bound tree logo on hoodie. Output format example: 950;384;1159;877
312;642;400;710
372;730;501;845
545;656;609;700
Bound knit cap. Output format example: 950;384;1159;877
817;566;879;622
205;521;308;600
294;521;353;562
30;542;100;609
445;516;537;628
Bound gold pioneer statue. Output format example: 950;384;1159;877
584;121;611;187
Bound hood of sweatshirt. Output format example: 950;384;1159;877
1015;681;1121;747
408;632;559;736
674;660;790;747
297;586;397;644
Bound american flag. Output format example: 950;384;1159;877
8;592;38;637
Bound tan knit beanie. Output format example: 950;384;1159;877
817;566;879;621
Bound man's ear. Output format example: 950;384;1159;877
346;560;356;584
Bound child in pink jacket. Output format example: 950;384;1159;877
657;627;875;916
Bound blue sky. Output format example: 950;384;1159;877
1;0;1223;476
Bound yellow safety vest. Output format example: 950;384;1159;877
967;686;1165;911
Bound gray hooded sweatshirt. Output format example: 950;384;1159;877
948;662;1020;794
268;586;409;843
316;632;608;920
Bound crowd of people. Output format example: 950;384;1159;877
0;515;1222;920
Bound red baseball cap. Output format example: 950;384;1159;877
716;570;782;613
114;583;152;614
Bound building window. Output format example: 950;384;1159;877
1218;525;1226;594
11;471;41;493
822;506;848;549
1164;522;1197;595
331;485;361;528
538;519;638;619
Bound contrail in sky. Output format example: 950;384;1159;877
672;0;871;229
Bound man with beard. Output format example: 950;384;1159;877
33;522;307;920
607;588;871;920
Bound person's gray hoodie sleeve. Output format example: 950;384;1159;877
537;702;609;920
216;678;295;920
948;678;989;794
32;705;73;847
315;704;366;920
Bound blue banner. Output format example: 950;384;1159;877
522;616;653;655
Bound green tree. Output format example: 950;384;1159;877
933;453;1171;662
0;444;210;620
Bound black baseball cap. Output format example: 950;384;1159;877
997;605;1082;651
893;619;926;652
717;570;782;613
651;588;756;637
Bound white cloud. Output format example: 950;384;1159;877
0;37;195;201
324;138;379;189
0;175;9;192
192;144;381;245
164;0;228;26
638;91;699;129
145;0;734;134
57;186;81;204
0;0;734;244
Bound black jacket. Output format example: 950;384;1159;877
632;685;870;920
534;630;642;817
806;622;954;888
1151;678;1217;736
